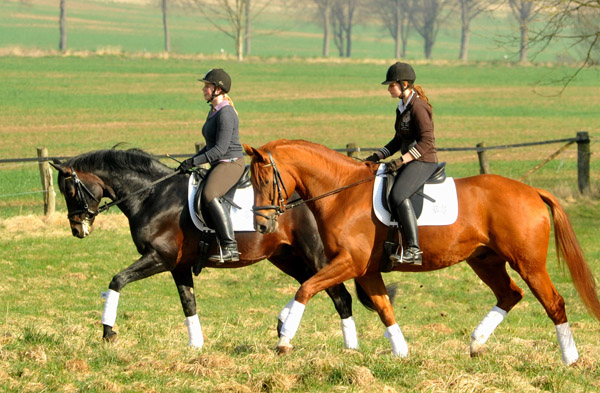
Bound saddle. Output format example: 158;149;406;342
381;162;446;220
192;165;251;228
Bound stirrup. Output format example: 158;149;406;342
208;246;240;264
389;247;422;266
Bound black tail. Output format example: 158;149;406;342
354;279;399;312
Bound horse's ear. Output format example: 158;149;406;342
49;160;71;176
243;144;267;163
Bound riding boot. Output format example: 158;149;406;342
205;198;240;263
391;198;422;265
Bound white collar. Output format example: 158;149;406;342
397;91;416;114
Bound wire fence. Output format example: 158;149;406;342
0;132;593;211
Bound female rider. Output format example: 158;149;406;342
178;68;244;263
366;62;438;265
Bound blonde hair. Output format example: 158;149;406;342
223;93;238;115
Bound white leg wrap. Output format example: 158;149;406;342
471;306;507;346
278;299;296;323
341;316;359;349
101;289;120;327
556;322;578;365
279;300;305;339
384;323;408;357
185;314;204;349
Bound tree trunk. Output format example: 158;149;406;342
394;0;401;58
459;22;469;61
244;0;251;56
424;35;434;59
322;5;330;57
519;23;529;63
162;0;170;53
59;0;67;52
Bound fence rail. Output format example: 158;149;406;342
0;132;592;215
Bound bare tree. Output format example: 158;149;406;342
194;0;274;61
410;0;453;59
59;0;67;52
312;0;334;57
527;0;600;91
457;0;494;61
372;0;411;58
162;0;170;52
508;0;544;63
331;0;358;57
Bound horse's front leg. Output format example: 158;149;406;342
277;253;359;354
355;274;408;357
102;250;168;341
171;268;204;348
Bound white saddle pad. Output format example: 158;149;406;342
373;165;458;226
187;174;256;232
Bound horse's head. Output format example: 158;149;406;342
51;160;105;238
244;143;296;234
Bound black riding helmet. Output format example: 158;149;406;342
381;62;416;85
199;68;231;93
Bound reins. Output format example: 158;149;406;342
68;167;181;219
252;152;384;220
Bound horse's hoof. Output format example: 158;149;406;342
103;331;118;343
277;344;293;355
469;340;485;357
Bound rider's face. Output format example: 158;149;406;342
202;83;216;101
387;82;402;99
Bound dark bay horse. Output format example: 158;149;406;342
244;139;600;365
51;148;361;349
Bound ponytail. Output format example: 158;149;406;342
412;84;432;111
223;93;238;115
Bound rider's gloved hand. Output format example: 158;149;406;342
386;158;404;172
364;153;380;162
177;158;195;172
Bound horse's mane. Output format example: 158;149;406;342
266;139;368;168
65;148;172;176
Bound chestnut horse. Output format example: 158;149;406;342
51;148;361;349
244;139;600;365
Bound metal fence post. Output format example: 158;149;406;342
477;142;490;174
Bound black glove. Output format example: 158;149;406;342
365;153;380;162
177;158;195;172
386;158;404;172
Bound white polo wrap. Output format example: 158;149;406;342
185;314;204;348
384;323;408;357
471;306;507;345
556;322;578;365
279;300;305;339
101;289;120;327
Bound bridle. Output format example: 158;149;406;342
64;167;181;224
251;151;381;224
64;168;101;223
252;152;290;223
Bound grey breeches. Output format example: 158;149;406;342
389;160;438;207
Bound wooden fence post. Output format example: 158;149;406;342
477;142;490;174
346;143;359;158
37;147;55;216
576;131;590;195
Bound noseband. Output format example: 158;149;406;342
65;168;100;223
251;152;290;224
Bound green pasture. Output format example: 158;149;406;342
1;55;599;216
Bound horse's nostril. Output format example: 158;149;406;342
71;227;79;237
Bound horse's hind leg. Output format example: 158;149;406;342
509;257;578;365
466;254;524;357
102;251;167;341
172;267;203;348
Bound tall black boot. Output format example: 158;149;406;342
391;198;422;265
206;198;239;263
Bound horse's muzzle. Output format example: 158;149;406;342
254;215;278;234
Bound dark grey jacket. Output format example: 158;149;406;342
191;105;244;166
